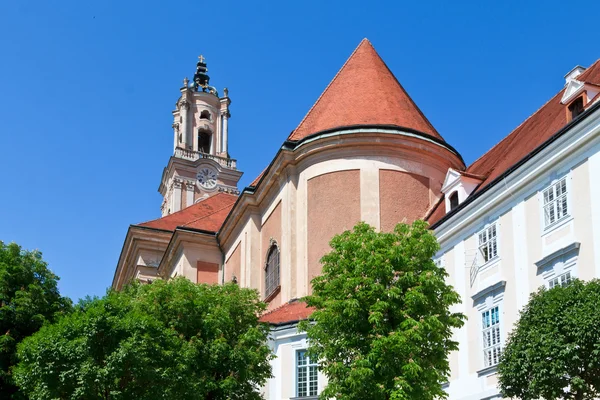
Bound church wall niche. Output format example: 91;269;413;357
379;169;430;232
307;170;361;293
261;201;282;310
225;241;242;285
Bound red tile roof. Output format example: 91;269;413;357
259;300;315;325
425;197;446;226
577;59;600;85
138;193;238;232
427;59;600;226
249;169;265;187
288;39;444;142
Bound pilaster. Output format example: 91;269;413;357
172;178;183;213
185;180;196;208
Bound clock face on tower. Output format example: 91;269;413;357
197;167;218;189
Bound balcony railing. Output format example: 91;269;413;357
174;147;237;169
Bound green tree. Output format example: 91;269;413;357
299;221;464;400
0;241;72;398
14;278;273;400
498;279;600;400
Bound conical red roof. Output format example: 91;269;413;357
289;39;443;141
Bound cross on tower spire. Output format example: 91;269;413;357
193;54;210;91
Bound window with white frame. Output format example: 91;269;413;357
478;223;498;264
548;271;572;289
536;243;579;290
481;305;502;368
542;177;569;229
296;350;318;398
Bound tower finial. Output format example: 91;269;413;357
193;54;210;92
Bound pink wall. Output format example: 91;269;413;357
307;170;361;291
379;169;429;232
197;261;219;284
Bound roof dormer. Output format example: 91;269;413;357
441;169;483;213
561;65;600;121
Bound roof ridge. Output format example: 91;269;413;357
291;40;368;138
467;88;565;170
180;196;238;228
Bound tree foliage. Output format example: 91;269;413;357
498;279;600;400
300;221;464;400
0;241;72;399
14;278;273;400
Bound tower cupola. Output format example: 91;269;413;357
160;55;241;216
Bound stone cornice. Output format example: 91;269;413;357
218;129;464;247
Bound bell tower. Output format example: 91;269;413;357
159;55;242;216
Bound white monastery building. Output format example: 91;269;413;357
113;40;600;400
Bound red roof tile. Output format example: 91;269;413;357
425;196;446;226
138;193;238;232
428;59;600;226
249;169;265;187
259;300;315;325
577;59;600;85
288;39;444;142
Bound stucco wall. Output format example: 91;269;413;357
379;169;430;232
225;242;241;284
307;170;361;289
197;261;219;284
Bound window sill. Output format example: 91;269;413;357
478;256;501;274
290;397;318;400
542;215;573;237
477;364;498;377
264;286;281;303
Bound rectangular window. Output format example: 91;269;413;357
548;271;572;289
296;350;318;398
478;224;498;264
482;306;502;368
543;177;569;228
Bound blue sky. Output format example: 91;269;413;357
0;0;598;301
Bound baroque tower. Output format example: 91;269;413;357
159;55;242;216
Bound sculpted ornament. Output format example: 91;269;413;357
172;178;183;189
178;100;190;110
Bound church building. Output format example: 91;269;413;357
113;39;600;400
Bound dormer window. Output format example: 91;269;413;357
199;110;211;120
568;97;584;121
441;169;483;215
449;192;459;211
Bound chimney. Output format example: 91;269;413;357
564;65;586;85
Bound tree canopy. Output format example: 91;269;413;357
0;241;72;399
14;278;273;400
300;221;464;400
499;279;600;400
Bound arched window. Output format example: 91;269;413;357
198;129;211;153
449;191;459;211
265;243;280;298
199;110;211;120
